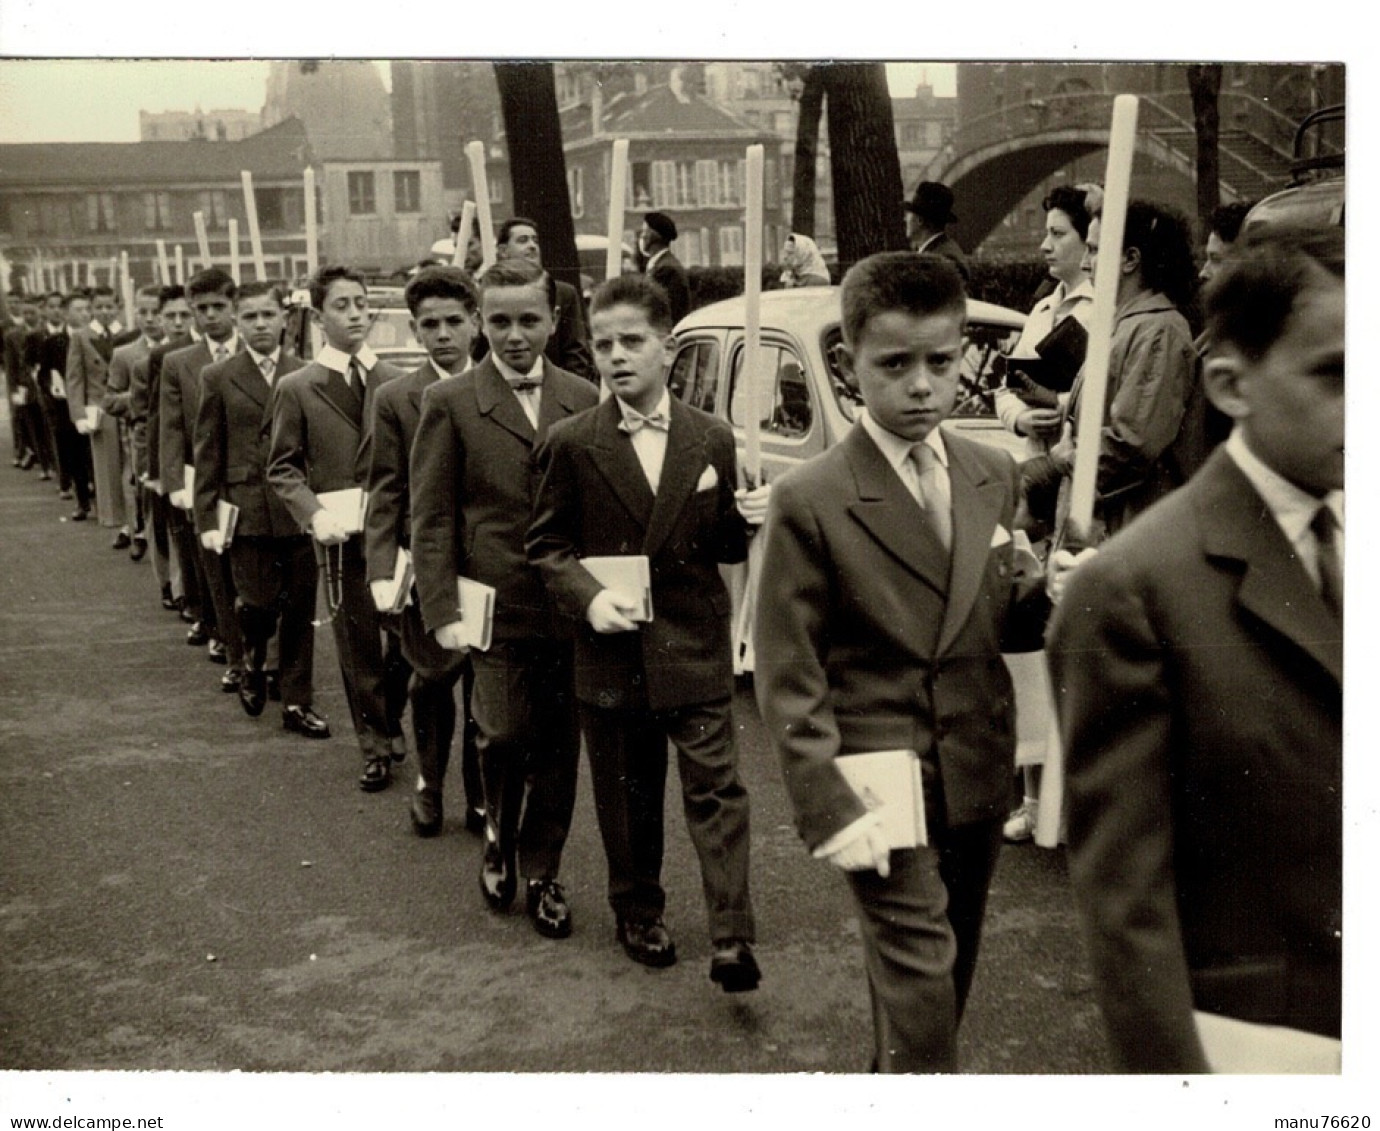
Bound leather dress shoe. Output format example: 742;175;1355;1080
265;671;282;702
410;788;443;837
111;531;132;550
129;536;148;562
463;805;486;837
207;638;227;664
238;670;267;717
59;488;73;500
389;734;408;763
479;833;517;910
359;756;392;793
616;917;677;968
220;668;244;693
161;585;178;611
526;879;573;939
70;507;89;522
185;621;209;645
709;940;761;994
179;603;198;624
282;705;330;739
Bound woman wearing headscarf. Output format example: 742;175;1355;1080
778;234;831;288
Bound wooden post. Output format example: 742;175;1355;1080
605;138;630;282
303;167;319;278
741;144;766;487
240;170;268;281
465;141;497;273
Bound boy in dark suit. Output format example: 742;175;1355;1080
43;293;94;520
193;282;321;729
410;257;598;938
268;266;408;788
1049;224;1343;1073
753;252;1052;1071
365;266;484;837
529;274;769;987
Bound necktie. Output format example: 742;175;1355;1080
1311;505;1343;621
507;377;542;393
344;358;365;417
908;442;952;552
260;356;276;382
619;409;670;435
212;342;228;364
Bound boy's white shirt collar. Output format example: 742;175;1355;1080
246;345;281;370
1225;427;1343;537
492;353;544;385
316;342;379;375
431;357;470;381
89;319;123;336
205;330;239;357
616;388;671;422
859;409;949;474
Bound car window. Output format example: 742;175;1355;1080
366;308;419;352
728;342;813;440
667;339;721;414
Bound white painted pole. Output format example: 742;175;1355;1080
465;141;497;273
741;144;766;487
451;201;476;268
605;138;630;282
228;219;242;286
155;240;171;286
240;170;268;281
302;167;319;277
1066;95;1139;545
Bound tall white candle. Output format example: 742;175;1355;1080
741;144;766;486
605;138;630;282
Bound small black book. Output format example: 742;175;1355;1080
1005;317;1089;394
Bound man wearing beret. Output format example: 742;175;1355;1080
638;212;690;326
904;182;970;282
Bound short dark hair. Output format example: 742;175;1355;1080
497;217;539;247
61;291;89;309
91;284;117;301
1207;201;1254;246
840;252;967;348
235;281;284;307
1042;185;1095;241
590;273;674;334
1205;224;1344;361
186;267;237;303
1122;201;1197;309
478;257;555;313
44;291;64;305
309;265;367;312
157;285;187;311
136;284;162;302
404;266;479;315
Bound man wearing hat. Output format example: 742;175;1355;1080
639;212;690;326
905;182;970;281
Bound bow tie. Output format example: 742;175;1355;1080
507;378;542;393
619;409;670;434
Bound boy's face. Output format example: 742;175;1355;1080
192;290;235;343
590;302;673;414
64;298;90;329
237;294;285;357
1200;231;1230;283
481;283;552;375
43;296;63;324
314;279;370;353
1208;268;1344;496
92;294;118;326
499;224;541;265
136;295;162;338
841;306;965;443
160;298;193;338
411;296;475;375
20;303;40;329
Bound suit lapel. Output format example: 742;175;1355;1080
937;438;1007;655
591;397;655;530
1198;452;1342;685
473;358;536;445
643;399;705;559
310;364;363;432
844;425;949;598
228;353;269;411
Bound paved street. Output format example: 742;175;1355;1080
0;420;1108;1079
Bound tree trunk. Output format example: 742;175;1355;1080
790;68;825;238
822;63;908;275
491;62;580;290
1186;64;1223;235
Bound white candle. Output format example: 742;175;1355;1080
241;170;267;281
466;141;497;273
193;210;212;266
605;138;630;282
228;219;242;286
741;144;766;486
452;201;476;268
155;240;170;286
303;167;319;277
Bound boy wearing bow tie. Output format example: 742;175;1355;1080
529;274;769;990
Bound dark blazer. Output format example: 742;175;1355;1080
917;232;971;282
193;350;302;538
528;396;748;712
159;339;222;496
754;423;1048;848
105;336;155;418
1048;448;1342;1072
141;334;192;483
410;355;598;640
3;325;37;396
38;329;70;404
364;360;443;581
648;252;690;326
266;356;405;532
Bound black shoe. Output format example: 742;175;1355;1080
238;670;266;717
161;585;178;611
207;638;227;664
463;805;487;837
111;531;132;550
709;940;761;993
526;879;573;939
220;668;244;693
129;536;148;562
410;788;443;837
359;756;392;793
70;508;89;522
59;488;73;500
389;734;408;763
282;705;330;739
479;831;517;910
38;470;53;482
616;917;677;968
185;621;209;646
178;602;198;624
264;671;282;702
18;452;37;470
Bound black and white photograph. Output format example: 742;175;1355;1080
0;5;1368;1127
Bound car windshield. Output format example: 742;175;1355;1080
365;307;419;352
821;321;1021;422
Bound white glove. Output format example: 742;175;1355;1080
168;488;190;509
309;508;350;546
1047;547;1098;605
734;483;772;526
813;812;892;877
369;579;396;613
586;588;640;633
199;530;225;555
434;622;471;653
75;418;93;435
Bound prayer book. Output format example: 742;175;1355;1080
835;749;928;849
316;488;368;535
1193;1011;1340;1074
215;500;240;551
374;547;415;614
581;555;653;623
182;463;196;509
84;404;101;430
447;577;496;651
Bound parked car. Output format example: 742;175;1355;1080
1244;104;1344;232
283;287;427;372
666;286;1027;672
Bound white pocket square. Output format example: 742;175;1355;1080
990;525;1013;549
696;465;719;492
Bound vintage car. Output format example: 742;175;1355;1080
284;287;427;372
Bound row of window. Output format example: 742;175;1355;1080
346;170;423;216
628;158;775;211
8;188;294;237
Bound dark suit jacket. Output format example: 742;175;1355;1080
754;423;1048;849
1048;448;1342;1072
364;361;443;582
141;334;192;483
159;339;224;496
266;356;405;533
38;330;70;405
193;350;303;538
917;232;971;282
529;396;748;712
410;356;598;640
648;252;690;326
3;325;37;396
105;336;155;419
